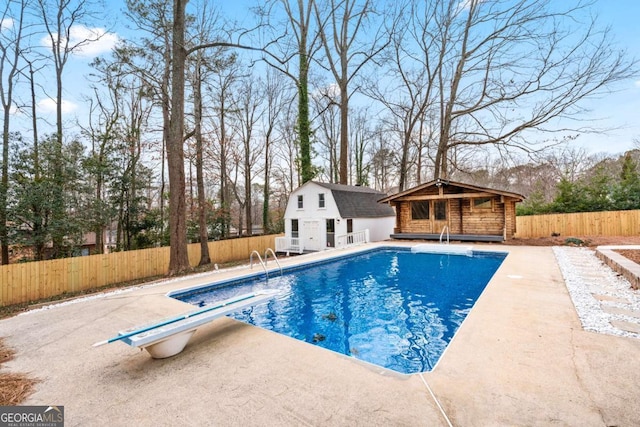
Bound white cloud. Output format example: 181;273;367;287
312;83;341;101
455;0;486;15
38;98;78;114
1;18;14;31
634;80;640;88
40;25;119;58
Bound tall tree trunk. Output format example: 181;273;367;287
262;140;271;233
167;0;190;274
298;49;313;183
194;64;210;265
0;98;10;265
219;95;229;238
339;84;348;184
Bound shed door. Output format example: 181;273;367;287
302;220;322;251
432;200;449;234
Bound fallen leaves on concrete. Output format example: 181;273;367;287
0;338;38;405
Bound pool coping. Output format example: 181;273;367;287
1;242;639;426
595;245;640;290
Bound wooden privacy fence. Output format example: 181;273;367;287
0;234;278;307
515;210;640;238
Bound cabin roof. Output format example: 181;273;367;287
378;179;525;203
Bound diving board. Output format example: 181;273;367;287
93;290;280;358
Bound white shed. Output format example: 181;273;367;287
275;181;396;254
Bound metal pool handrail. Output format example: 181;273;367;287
250;250;269;280
439;226;450;244
264;248;283;276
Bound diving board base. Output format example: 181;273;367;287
142;330;198;359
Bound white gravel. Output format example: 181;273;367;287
553;246;640;340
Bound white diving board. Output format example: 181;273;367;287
93;290;280;359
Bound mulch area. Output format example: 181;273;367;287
615;250;640;265
0;338;38;405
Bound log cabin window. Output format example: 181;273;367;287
472;197;492;210
411;201;430;219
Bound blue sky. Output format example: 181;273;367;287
573;0;640;154
5;0;640;157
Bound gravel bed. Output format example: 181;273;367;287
553;246;640;340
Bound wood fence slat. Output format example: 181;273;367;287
516;210;640;238
0;234;280;307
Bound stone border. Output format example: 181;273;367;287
596;245;640;290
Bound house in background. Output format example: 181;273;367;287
276;182;396;254
378;179;525;242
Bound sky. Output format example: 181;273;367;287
4;0;640;157
571;0;640;155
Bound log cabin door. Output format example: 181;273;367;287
432;200;448;234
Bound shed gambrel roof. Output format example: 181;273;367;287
378;179;525;203
313;182;395;218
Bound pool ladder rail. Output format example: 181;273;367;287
439;226;450;245
250;248;283;281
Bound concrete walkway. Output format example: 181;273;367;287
1;244;639;426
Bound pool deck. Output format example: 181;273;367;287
1;244;639;426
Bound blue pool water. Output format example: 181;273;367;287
171;247;506;374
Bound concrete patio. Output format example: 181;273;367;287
1;244;639;426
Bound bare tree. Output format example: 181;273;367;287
124;0;174;246
232;74;263;236
314;0;387;184
365;0;441;190
0;0;28;264
260;69;289;233
81;58;122;255
312;85;340;182
37;0;104;257
428;0;636;179
370;126;398;191
132;0;260;273
208;55;240;240
185;1;226;265
165;0;190;273
273;101;300;194
349;106;373;186
260;0;323;184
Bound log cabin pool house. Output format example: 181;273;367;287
378;179;525;242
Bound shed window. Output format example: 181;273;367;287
297;195;303;209
319;193;325;208
291;219;299;238
473;197;492;210
411;201;430;219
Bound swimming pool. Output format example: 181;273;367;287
170;247;506;374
